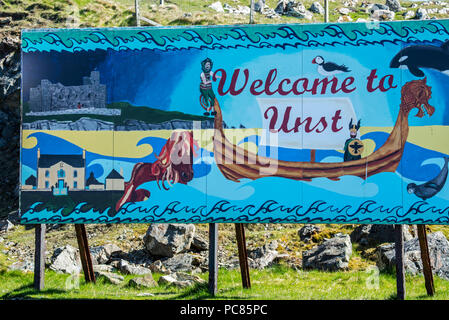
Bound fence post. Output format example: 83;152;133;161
208;223;218;295
34;224;46;291
395;224;406;300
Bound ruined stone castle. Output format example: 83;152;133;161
29;71;107;112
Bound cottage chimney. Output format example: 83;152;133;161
120;167;123;177
82;149;86;159
37;148;40;159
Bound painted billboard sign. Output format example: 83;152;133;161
20;20;449;224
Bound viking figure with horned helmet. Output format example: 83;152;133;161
343;119;364;162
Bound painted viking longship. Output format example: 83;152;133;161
212;78;434;182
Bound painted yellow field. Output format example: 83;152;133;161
22;126;449;160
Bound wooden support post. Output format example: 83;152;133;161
208;223;218;296
75;224;96;283
34;224;46;291
135;0;140;27
235;223;251;289
395;224;406;300
417;224;435;296
324;0;329;22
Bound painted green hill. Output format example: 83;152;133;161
22;101;211;126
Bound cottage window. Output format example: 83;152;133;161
45;181;49;188
74;181;78;189
45;170;49;178
74;170;78;178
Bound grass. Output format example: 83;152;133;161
1;265;449;300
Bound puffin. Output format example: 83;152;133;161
407;158;449;201
312;56;351;76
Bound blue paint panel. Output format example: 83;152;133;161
19;20;449;224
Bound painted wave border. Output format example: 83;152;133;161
21;19;449;53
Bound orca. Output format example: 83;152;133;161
390;40;449;77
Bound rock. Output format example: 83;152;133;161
95;271;124;285
385;0;402;12
0;17;12;26
298;224;321;242
117;259;153;275
338;7;351;15
370;9;395;21
191;234;208;251
90;243;123;265
254;0;266;12
162;253;195;272
275;0;313;19
309;2;324;14
93;264;115;273
302;233;352;271
0;220;14;232
415;8;429;20
343;0;358;7
403;10;415;19
143;224;195;257
8;260;34;272
438;8;448;15
350;224;412;246
49;245;81;274
377;231;449;280
209;1;224;13
368;3;389;13
158;272;206;288
248;241;279;269
148;260;169;274
128;274;158;288
337;15;353;22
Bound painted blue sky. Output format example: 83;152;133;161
23;40;449;128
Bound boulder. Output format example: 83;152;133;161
298;224;320;242
368;3;389;13
95;271;124;285
0;220;14;232
158;272;206;288
148;260;169;274
415;8;429;20
191;234;208;251
370;9;395;21
162;253;195;272
8;260;34;272
209;1;224;13
377;231;449;280
117;259;152;275
385;0;402;12
350;224;412;246
93;264;115;273
309;2;324;14
338;7;351;15
337;15;353;22
143;224;195;257
403;10;415;19
49;245;81;274
128;274;158;288
90;243;123;265
302;233;352;271
248;241;279;269
254;0;266;12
